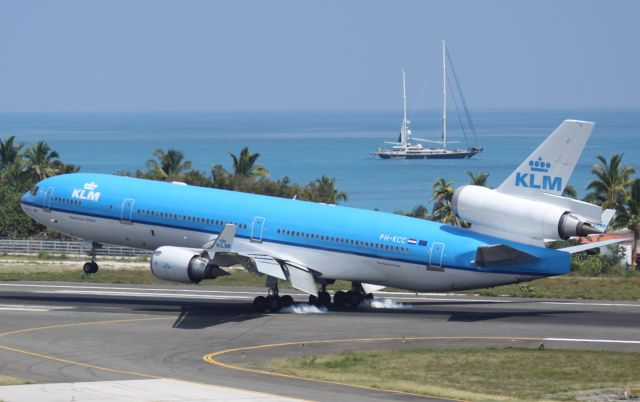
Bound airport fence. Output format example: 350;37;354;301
0;239;151;257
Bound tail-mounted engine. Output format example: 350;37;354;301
452;185;603;241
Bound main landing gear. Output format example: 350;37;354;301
311;282;374;309
82;242;100;275
253;277;294;313
252;279;375;313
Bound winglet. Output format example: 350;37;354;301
497;120;595;197
205;224;236;258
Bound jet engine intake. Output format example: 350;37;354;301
150;246;219;283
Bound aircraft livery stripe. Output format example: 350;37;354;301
20;200;550;277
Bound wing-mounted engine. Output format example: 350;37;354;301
150;223;238;283
452;185;609;244
150;246;228;283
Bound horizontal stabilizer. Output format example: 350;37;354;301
559;238;625;254
251;255;287;280
284;263;317;296
475;244;538;267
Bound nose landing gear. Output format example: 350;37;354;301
82;242;100;275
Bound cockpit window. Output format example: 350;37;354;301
30;186;39;196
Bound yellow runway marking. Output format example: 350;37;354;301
203;336;546;402
0;315;307;401
0;317;170;338
0;317;172;379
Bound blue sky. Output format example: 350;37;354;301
0;0;638;112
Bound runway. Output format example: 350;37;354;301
1;281;639;401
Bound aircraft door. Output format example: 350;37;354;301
43;187;54;212
251;216;266;242
429;242;445;268
120;198;135;224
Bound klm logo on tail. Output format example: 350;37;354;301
515;157;562;191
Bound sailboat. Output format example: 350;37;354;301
373;40;483;160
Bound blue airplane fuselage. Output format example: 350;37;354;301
21;173;569;292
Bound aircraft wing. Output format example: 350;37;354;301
200;224;319;296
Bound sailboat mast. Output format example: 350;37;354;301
441;40;447;150
402;69;408;146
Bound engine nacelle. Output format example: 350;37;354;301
150;246;219;283
452;185;602;241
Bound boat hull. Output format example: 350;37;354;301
374;148;482;160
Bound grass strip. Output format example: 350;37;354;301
245;347;640;401
0;375;30;386
469;275;640;300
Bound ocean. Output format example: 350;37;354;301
1;109;638;212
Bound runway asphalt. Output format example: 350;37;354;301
0;281;639;401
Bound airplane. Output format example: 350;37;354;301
20;120;620;312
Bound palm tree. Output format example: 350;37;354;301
23;141;60;182
562;184;578;199
316;175;347;204
396;204;430;219
467;171;489;187
229;147;269;179
146;148;192;180
430;178;463;226
616;178;640;270
585;154;635;210
0;136;23;170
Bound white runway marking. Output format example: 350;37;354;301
37;289;255;300
0;378;305;402
542;301;640;308
0;283;262;295
544;337;640;345
0;304;73;312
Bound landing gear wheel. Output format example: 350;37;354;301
253;296;267;312
83;261;98;274
308;295;319;306
346;290;363;307
281;295;294;307
318;291;331;307
333;290;347;307
267;295;282;312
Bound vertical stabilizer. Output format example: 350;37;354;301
497;120;594;197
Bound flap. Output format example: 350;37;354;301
285;264;317;296
251;255;287;280
362;283;386;294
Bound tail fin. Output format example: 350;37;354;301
497;120;595;197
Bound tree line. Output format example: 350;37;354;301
0;137;347;238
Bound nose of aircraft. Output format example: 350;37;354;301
20;184;39;213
